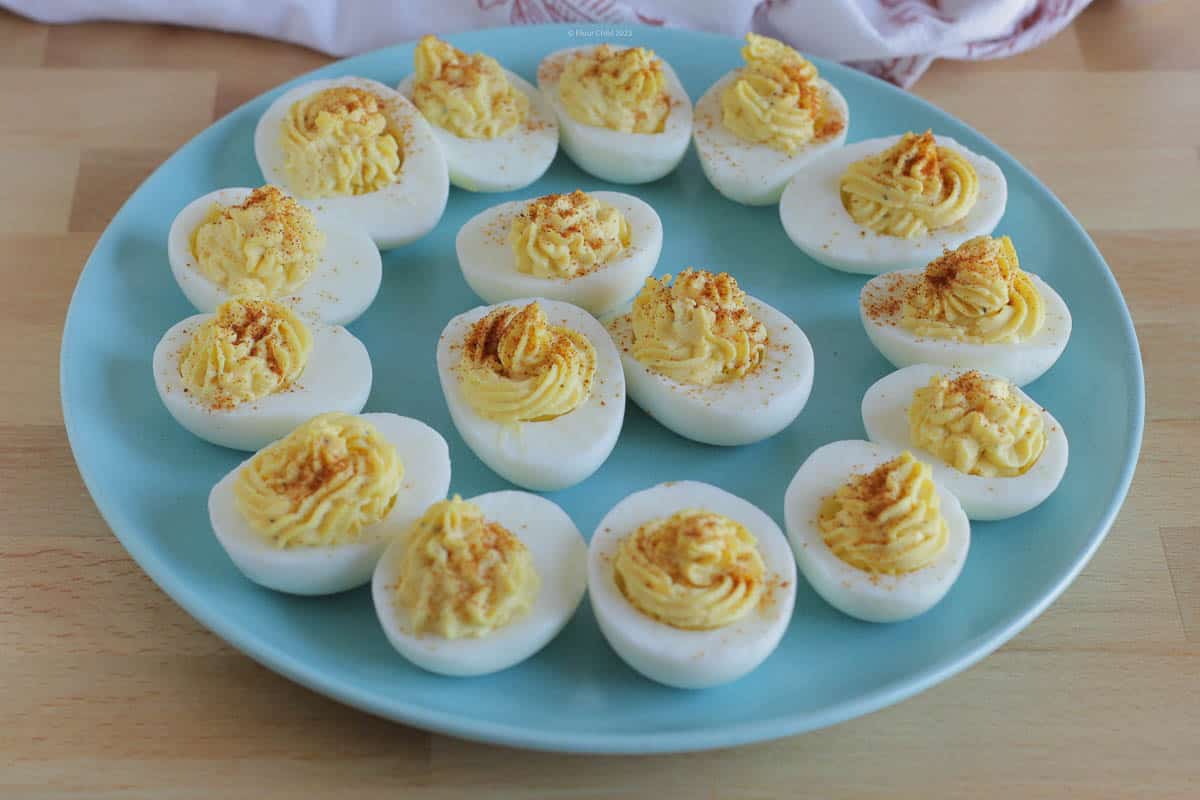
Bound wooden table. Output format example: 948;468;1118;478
2;2;1196;796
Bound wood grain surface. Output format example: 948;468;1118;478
2;2;1197;797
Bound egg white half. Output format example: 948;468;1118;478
784;439;970;623
253;76;449;250
153;313;371;451
536;46;693;185
605;296;814;446
588;480;797;689
208;412;451;595
779;135;1007;274
372;490;587;677
693;72;849;207
456;190;663;316
859;268;1072;386
167;187;382;326
397;70;558;193
435;297;625;491
861;363;1069;521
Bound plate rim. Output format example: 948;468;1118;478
59;22;1145;754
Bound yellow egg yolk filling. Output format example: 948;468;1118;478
910;371;1046;478
509;190;631;278
631;269;767;387
411;34;528;139
720;33;843;153
234;412;404;548
190;185;325;298
613;509;766;630
840;130;978;238
394;495;539;639
458;301;596;424
818;451;949;575
558;45;670;134
178;297;312;410
280;86;403;198
901;235;1045;343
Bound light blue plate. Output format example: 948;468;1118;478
60;24;1143;753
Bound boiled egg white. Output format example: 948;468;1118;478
784;439;970;623
692;72;849;206
436;297;625;491
779;135;1007;274
455;190;662;316
208;412;450;595
372;490;587;677
536;46;692;184
254;76;449;250
152;313;371;451
859;268;1072;386
588;480;797;689
861;364;1069;521
604;296;814;447
167;186;382;326
397;70;557;192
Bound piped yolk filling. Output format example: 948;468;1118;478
817;451;948;575
630;269;766;387
394;495;539;639
509;189;630;278
457;301;596;424
558;45;670;134
234;412;404;548
840;130;978;238
909;371;1046;477
901;235;1045;343
412;34;527;139
613;509;766;630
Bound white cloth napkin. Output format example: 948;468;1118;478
5;0;1090;87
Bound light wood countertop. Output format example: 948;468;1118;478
1;1;1196;796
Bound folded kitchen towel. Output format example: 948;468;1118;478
3;0;1090;87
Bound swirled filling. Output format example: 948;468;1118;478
178;297;312;410
840;131;978;238
280;86;402;198
394;496;539;639
630;269;766;387
901;235;1045;343
558;45;670;134
411;34;527;139
909;371;1046;477
720;33;843;153
817;451;948;575
458;301;596;423
613;509;766;630
234;412;403;548
190;185;325;298
509;190;630;278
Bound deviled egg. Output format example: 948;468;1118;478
693;34;848;206
456;189;662;316
784;441;970;623
373;491;587;677
605;269;813;446
397;35;557;193
208;411;450;595
588;481;797;689
862;364;1068;521
168;185;381;325
537;44;692;184
780;131;1006;274
153;297;371;451
860;234;1071;385
436;298;624;491
254;76;448;249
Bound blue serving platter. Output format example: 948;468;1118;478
60;24;1143;753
